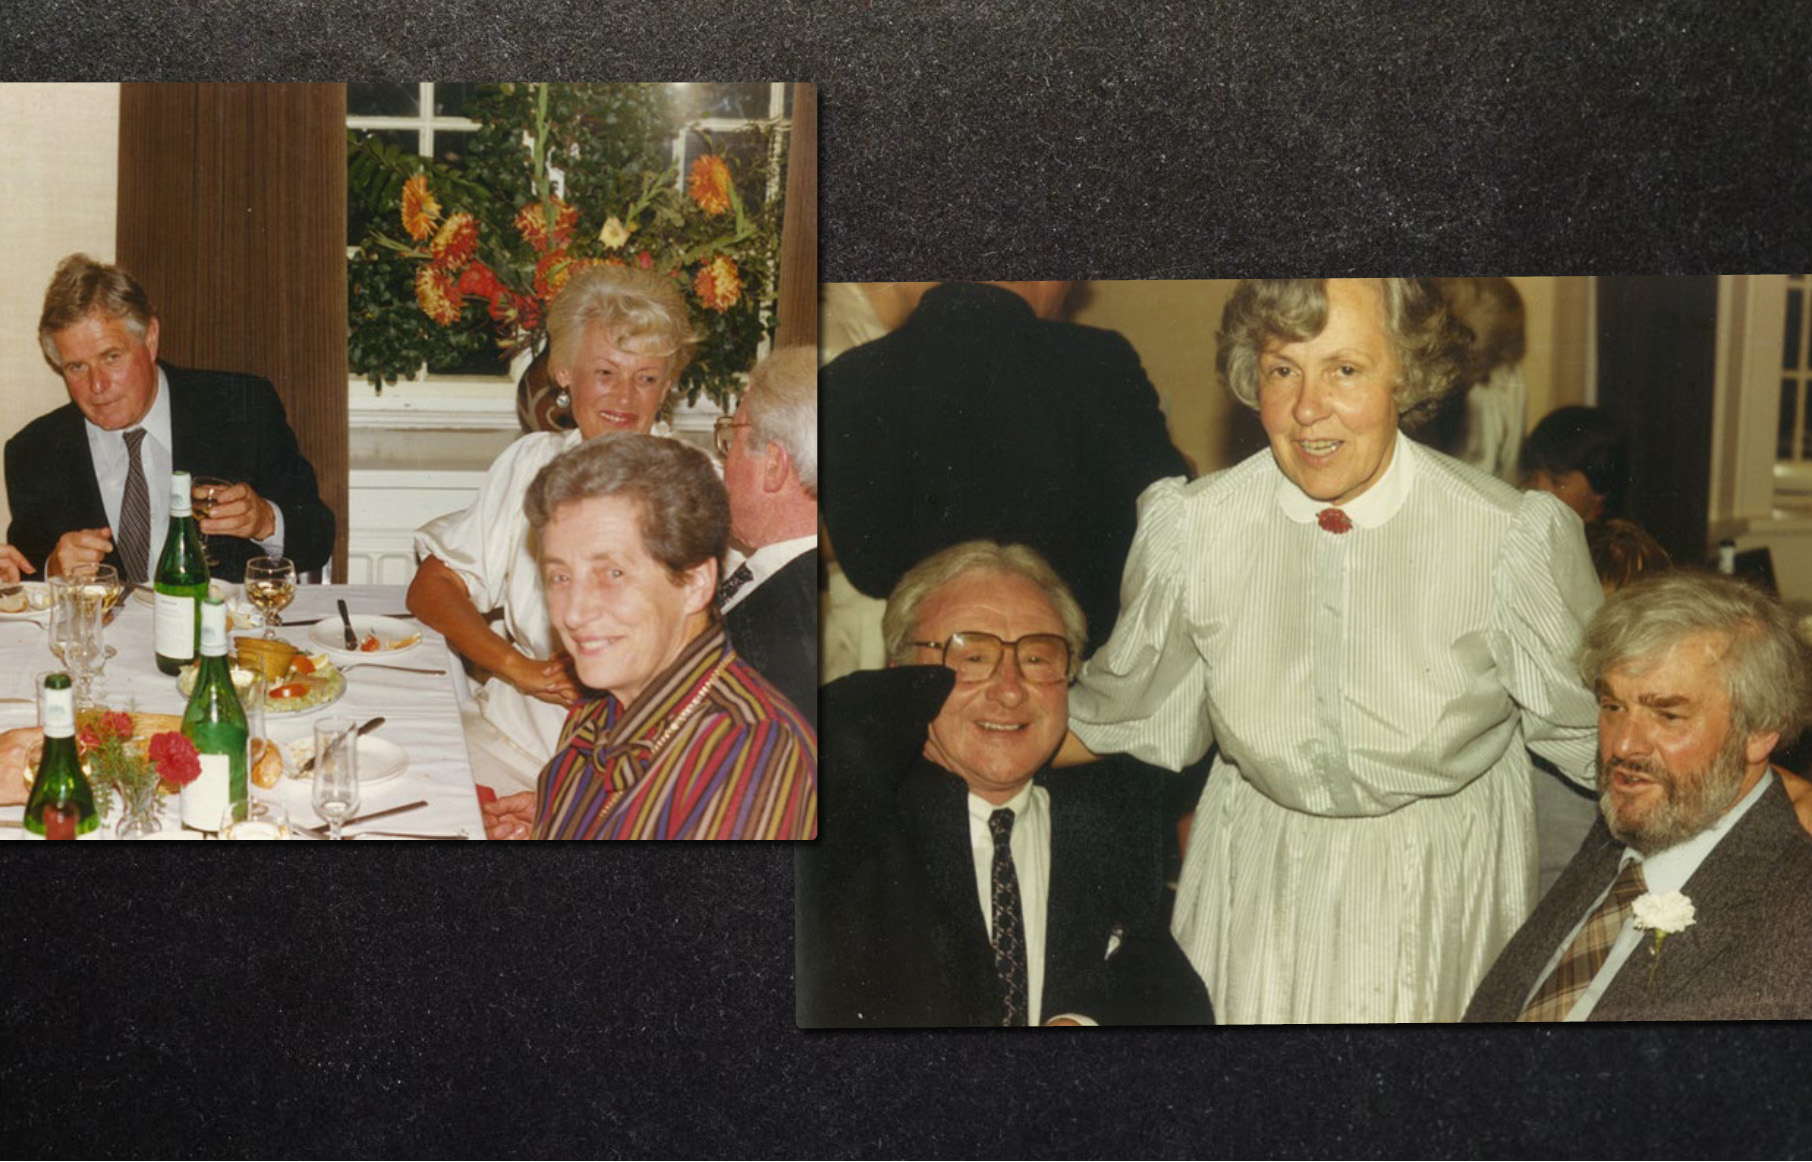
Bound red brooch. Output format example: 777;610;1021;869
1317;507;1353;534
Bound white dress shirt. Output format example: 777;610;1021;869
1531;771;1773;1021
967;783;1052;1025
84;366;284;577
721;533;817;613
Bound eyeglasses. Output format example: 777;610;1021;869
909;631;1072;685
713;415;752;459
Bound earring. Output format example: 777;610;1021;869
554;390;571;409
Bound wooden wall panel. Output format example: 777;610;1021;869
116;83;348;579
774;83;817;354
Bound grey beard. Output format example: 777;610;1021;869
1596;728;1750;856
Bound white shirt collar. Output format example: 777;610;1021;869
740;534;817;589
1273;427;1415;529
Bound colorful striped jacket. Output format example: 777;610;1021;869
531;626;818;840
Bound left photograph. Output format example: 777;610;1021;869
0;82;818;841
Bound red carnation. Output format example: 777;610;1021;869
149;731;201;787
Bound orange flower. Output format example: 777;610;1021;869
456;260;504;300
401;174;441;241
514;197;578;254
635;250;655;271
688;155;733;216
430;212;478;271
415;266;462;326
534;251;576;300
694;256;742;312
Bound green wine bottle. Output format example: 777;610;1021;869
179;597;248;833
154;470;210;676
24;672;97;839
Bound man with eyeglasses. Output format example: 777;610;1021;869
796;540;1211;1028
714;346;817;727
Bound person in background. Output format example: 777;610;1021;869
5;254;334;583
1065;278;1603;1023
717;346;818;726
409;266;696;793
481;434;815;841
1424;276;1528;483
1519;404;1630;525
1466;572;1812;1021
797;541;1209;1026
1586;518;1672;595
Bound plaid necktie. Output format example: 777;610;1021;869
717;562;755;607
116;428;152;583
988;807;1029;1027
1518;858;1648;1022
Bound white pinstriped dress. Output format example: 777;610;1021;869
1069;432;1603;1023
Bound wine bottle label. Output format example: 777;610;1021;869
40;683;74;738
169;471;193;517
155;591;197;660
199;597;228;656
180;753;231;830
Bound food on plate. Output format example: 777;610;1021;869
181;652;341;714
250;738;283;789
358;631;419;652
235;636;298;681
0;588;27;614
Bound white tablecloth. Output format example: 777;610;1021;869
0;584;484;840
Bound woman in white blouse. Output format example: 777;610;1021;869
1067;278;1603;1023
407;266;697;790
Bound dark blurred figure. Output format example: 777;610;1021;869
1519;404;1630;524
1586;518;1672;595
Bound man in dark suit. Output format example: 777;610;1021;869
796;542;1210;1027
1466;571;1812;1022
5;254;333;584
719;346;816;727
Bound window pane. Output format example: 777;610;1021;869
669;82;771;122
349;83;421;118
1781;379;1799;460
1786;288;1806;371
433;83;484;119
349;129;426;247
683;127;774;210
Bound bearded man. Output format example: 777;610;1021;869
1466;571;1812;1021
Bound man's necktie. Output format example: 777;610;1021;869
116;428;151;583
1518;858;1648;1022
988;807;1029;1027
717;562;754;607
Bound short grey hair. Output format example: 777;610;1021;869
882;541;1087;677
741;346;817;495
39;254;156;371
525;433;728;589
1215;278;1469;431
545;265;698;383
1579;570;1812;744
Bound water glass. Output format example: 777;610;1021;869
220;799;291;840
311;716;360;840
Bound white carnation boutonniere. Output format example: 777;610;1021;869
1631;890;1697;986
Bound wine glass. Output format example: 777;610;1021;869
243;556;297;639
220;799;290;840
190;476;231;568
47;576;104;706
311;716;360;840
68;562;121;659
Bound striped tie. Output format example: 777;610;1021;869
1518;858;1648;1022
116;428;151;583
989;807;1029;1027
717;562;755;608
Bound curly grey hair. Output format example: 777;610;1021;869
882;541;1087;678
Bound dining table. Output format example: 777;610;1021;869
0;582;485;840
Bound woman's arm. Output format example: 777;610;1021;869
407;554;580;706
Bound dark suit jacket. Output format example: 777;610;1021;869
820;283;1188;655
724;548;817;729
797;667;1211;1027
5;362;334;582
1465;776;1812;1022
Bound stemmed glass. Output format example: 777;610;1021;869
47;575;106;707
190;476;231;568
68;562;121;659
311;716;360;840
243;556;297;639
220;799;291;840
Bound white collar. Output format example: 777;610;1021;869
1272;427;1415;529
741;534;817;587
967;779;1040;824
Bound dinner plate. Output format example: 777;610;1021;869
0;582;51;617
260;732;409;790
309;613;422;659
177;659;346;717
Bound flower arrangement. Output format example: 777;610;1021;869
348;83;787;414
77;710;201;837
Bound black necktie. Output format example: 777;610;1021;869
989;807;1029;1027
717;562;755;607
116;428;151;583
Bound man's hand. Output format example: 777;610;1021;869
47;528;112;577
0;545;36;585
483;791;536;840
0;727;43;807
499;650;583;708
198;481;276;541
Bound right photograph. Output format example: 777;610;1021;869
802;277;1812;1026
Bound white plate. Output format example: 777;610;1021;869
0;582;51;617
261;732;409;790
177;659;346;717
309;614;421;659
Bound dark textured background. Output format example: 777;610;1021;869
5;2;1812;1156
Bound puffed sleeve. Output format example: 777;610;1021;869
414;434;555;615
1491;489;1603;789
1067;477;1214;772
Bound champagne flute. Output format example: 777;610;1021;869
243;556;297;639
48;576;104;707
311;716;360;840
190;476;230;568
68;562;121;658
220;799;290;840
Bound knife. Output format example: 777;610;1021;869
297;715;386;776
298;798;428;838
285;612;411;627
336;598;359;650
